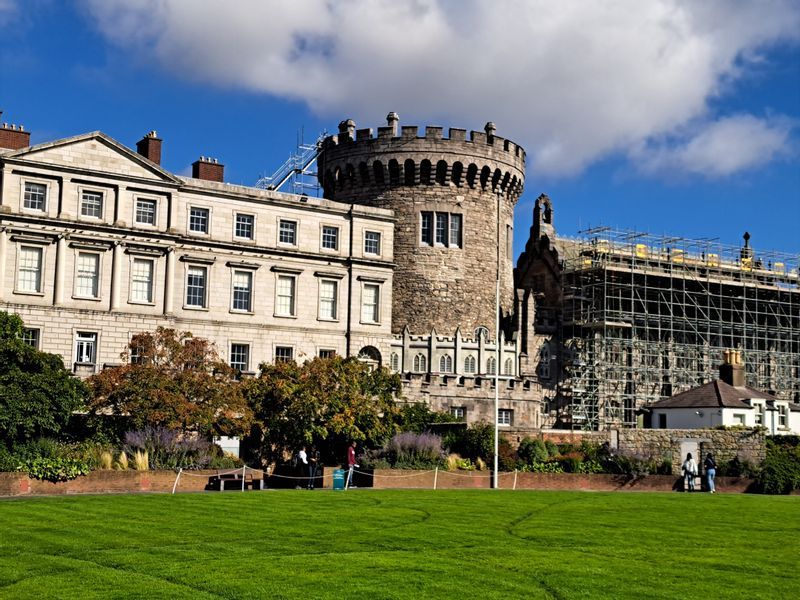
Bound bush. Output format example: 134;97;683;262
123;427;221;470
758;437;800;495
19;457;90;482
497;437;517;472
717;456;760;478
443;421;494;463
520;461;564;473
383;432;445;469
607;450;672;479
517;437;548;465
395;404;457;433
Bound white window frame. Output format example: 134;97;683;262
413;353;427;373
185;264;208;309
439;354;453;373
234;213;255;241
15;245;44;294
79;188;105;220
278;219;298;246
134;197;158;226
450;406;466;420
420;211;433;245
487;356;497;375
229;342;250;373
321;225;339;252
231;269;254;313
129;257;155;304
778;405;788;427
188;206;211;235
498;408;513;426
364;231;381;256
275;274;297;317
318;278;339;321
22;327;41;349
464;355;476;374
318;349;336;359
75;331;98;365
504;357;514;376
275;345;294;364
360;282;380;324
73;251;101;300
22;180;48;212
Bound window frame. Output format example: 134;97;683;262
15;244;45;295
318;278;339;321
321;225;339;252
73;251;101;300
413;352;427;373
275;345;294;364
234;213;255;241
364;230;381;256
22;327;41;349
439;354;453;373
450;406;466;420
278;219;298;246
184;264;209;309
188;206;211;235
79;188;105;220
129;256;155;305
275;273;297;317
360;282;380;324
229;342;251;373
318;349;336;359
231;269;254;313
134;197;158;226
498;408;513;426
75;331;98;365
464;355;477;374
22;180;48;212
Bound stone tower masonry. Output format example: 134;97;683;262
318;113;525;339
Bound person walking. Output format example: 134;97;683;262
296;446;308;490
704;452;717;494
346;441;357;489
307;446;320;490
682;452;698;492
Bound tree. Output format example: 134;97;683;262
87;327;252;438
243;355;402;463
0;312;87;446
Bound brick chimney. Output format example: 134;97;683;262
0;112;31;150
136;130;162;165
719;349;745;387
192;156;224;182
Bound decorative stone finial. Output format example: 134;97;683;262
484;122;496;137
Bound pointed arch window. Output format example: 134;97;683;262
487;356;497;375
413;353;428;373
439;354;453;373
464;355;476;374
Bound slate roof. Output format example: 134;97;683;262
650;380;776;410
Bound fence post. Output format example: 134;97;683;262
241;465;246;492
172;468;183;495
513;469;518;490
433;467;439;490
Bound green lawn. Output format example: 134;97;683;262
0;490;797;599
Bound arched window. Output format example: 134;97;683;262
435;160;448;185
358;346;381;371
359;162;370;185
390;352;400;372
464;355;476;374
413;352;427;373
439;354;453;373
487;356;497;375
345;163;356;186
373;161;385;186
404;159;416;185
492;168;502;190
539;343;551;379
474;326;489;340
451;162;463;186
420;160;432;185
504;358;514;376
388;159;400;185
466;163;478;187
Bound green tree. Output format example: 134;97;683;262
87;327;251;438
0;312;87;445
243;355;402;463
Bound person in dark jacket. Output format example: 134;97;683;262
307;446;320;490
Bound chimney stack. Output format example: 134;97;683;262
136;130;162;165
192;156;224;182
387;112;399;137
719;349;745;387
0;112;32;150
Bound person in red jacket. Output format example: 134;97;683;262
346;441;357;488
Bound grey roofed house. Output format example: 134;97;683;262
650;379;775;410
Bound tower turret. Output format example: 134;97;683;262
319;113;525;337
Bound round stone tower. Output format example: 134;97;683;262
318;113;525;337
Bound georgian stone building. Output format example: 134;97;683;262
0;114;546;431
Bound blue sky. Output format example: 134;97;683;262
1;1;798;260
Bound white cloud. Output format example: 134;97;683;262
0;0;18;27
634;114;794;177
82;0;800;177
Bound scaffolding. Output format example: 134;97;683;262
558;227;800;430
255;129;326;195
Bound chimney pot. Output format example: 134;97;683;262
192;157;224;182
0;116;32;150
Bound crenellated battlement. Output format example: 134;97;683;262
318;112;525;202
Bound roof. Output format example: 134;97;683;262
650;380;776;410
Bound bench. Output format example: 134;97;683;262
211;470;264;491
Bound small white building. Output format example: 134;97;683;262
649;350;800;435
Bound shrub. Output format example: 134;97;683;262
758;437;800;495
116;451;129;470
19;457;90;482
99;451;113;470
717;456;760;478
133;450;149;471
517;437;548;465
521;461;564;473
544;440;558;458
498;437;518;472
123;427;217;470
444;421;494;463
384;432;445;469
608;450;671;479
395;404;457;433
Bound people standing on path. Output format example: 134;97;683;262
307;446;320;490
296;446;308;490
346;441;357;489
682;452;698;492
704;452;717;494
